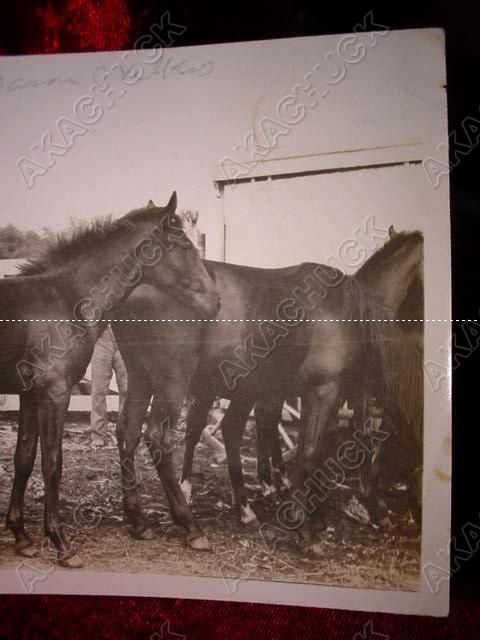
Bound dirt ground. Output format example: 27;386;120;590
0;413;420;592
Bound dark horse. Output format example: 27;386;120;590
254;225;424;522
1;192;220;566
111;228;423;553
183;227;424;528
355;225;424;523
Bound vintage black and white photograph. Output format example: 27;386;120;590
0;27;451;615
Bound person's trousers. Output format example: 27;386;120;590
90;336;128;434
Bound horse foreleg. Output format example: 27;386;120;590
299;381;340;474
361;403;395;524
352;392;376;506
222;398;258;527
6;393;39;556
180;392;215;505
37;382;81;568
295;380;340;550
255;396;288;495
146;394;210;551
255;401;275;495
116;377;152;540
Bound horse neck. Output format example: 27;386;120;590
357;246;421;315
397;276;424;322
57;224;151;319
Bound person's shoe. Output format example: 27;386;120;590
88;428;108;448
91;434;106;448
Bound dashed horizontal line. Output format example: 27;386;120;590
0;319;469;323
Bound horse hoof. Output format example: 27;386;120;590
261;482;276;498
132;526;155;540
16;542;37;558
241;515;259;528
302;543;323;559
188;535;211;551
59;553;84;569
240;504;259;528
180;479;193;505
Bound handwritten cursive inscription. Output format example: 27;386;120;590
0;75;81;92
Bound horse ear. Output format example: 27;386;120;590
146;199;155;208
166;191;177;212
388;225;397;239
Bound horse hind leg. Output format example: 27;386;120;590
180;392;215;505
222;398;259;527
6;393;39;557
37;382;83;568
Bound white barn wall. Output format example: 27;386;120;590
221;162;442;272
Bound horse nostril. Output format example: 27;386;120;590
216;297;222;312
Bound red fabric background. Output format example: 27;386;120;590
0;586;477;639
0;1;475;637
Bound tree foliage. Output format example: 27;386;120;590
0;224;55;259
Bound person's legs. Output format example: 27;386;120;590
112;348;128;418
90;332;114;437
112;348;128;435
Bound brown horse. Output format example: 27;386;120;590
356;225;424;523
255;225;424;522
111;229;423;554
2;192;219;565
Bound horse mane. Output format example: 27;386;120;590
384;332;423;445
341;276;423;444
18;206;159;276
356;230;423;280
